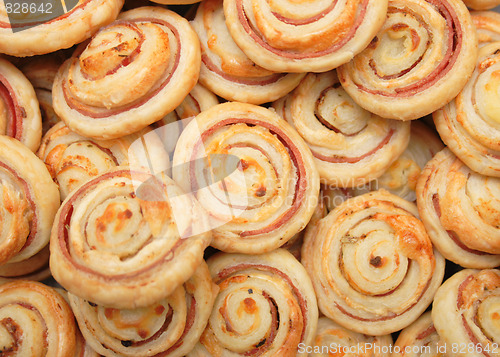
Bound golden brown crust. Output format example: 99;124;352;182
464;0;500;10
472;11;500;45
393;312;443;357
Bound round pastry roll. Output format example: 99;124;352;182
172;102;320;254
463;0;500;10
416;148;500;268
302;190;445;335
320;121;444;206
38;122;169;201
0;0;123;57
0;135;60;266
188;249;318;356
472;11;500;46
0;246;50;282
432;269;500;357
0;57;42;152
434;42;500;177
191;0;304;104
0;280;76;356
21;53;65;135
308;317;393;357
151;84;219;156
150;0;202;5
273;71;410;187
52;6;201;140
50;166;212;309
69;261;218;357
392;312;443;357
223;0;388;73
74;329;102;357
337;0;478;121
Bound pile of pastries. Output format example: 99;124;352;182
0;0;499;356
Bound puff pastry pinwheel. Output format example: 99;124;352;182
50;166;212;309
74;329;102;357
432;269;500;357
188;249;318;357
52;6;201;140
38;122;169;201
21;53;65;135
0;246;50;282
0;280;76;356
0;57;42;152
392;312;443;357
273;71;410;187
172;102;320;254
472;11;500;45
69;261;217;357
434;42;500;177
191;0;304;104
302;190;445;336
308;317;393;357
463;0;500;10
337;0;478;121
223;0;388;73
151;84;219;156
0;135;59;267
416;148;500;269
0;0;123;57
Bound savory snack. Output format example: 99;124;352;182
38;122;169;200
337;0;478;120
223;0;388;72
173;102;320;254
472;11;500;45
273;71;410;187
191;0;305;104
392;312;443;357
0;57;42;152
0;280;76;356
0;246;50;281
302;190;445;335
309;317;393;357
50;167;212;309
21;53;65;135
69;261;217;357
188;249;318;356
0;0;124;57
416;148;500;268
434;41;500;177
52;6;201;139
463;0;500;10
432;269;500;357
0;135;59;266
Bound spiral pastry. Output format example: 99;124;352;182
0;135;59;267
416;148;500;269
309;317;393;357
0;0;123;57
50;166;212;309
52;6;201;140
0;246;50;282
0;280;76;356
223;0;388;73
432;269;500;357
0;57;42;152
337;0;478;121
392;312;443;357
151;84;219;156
188;249;318;356
22;54;66;135
37;122;169;201
173;102;320;254
302;189;445;335
74;329;102;357
191;0;304;104
464;0;500;10
434;42;500;177
69;261;217;357
472;11;500;46
273;71;410;187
